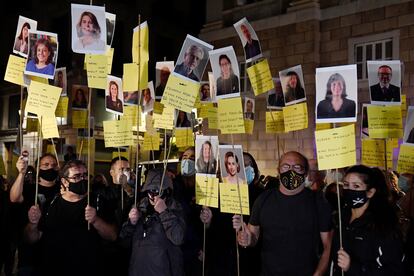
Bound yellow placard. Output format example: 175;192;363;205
199;103;214;118
217;97;245;134
283;102;308;132
29;76;48;84
86;54;107;89
219;182;250;215
175;128;194;148
41;116;59;139
112;151;129;160
132;22;149;65
361;139;393;168
4;54;25;85
121;105;141;126
46;144;56;154
143;132;160;151
103;120;133;148
194;92;201;109
315;124;356;170
72;110;88;129
397;144;414;174
153;105;175;130
0;155;5;175
106;47;114;74
26;81;61;117
266;111;285;133
367;105;403;139
26;118;38;132
123;62;148;91
145;114;156;135
153;101;164;115
401;94;407;117
161;74;200;113
76;138;95;155
388;138;399;149
246;59;274;96
208;107;218;129
244;119;254;134
55;97;69;118
195;174;219;208
316;123;331;130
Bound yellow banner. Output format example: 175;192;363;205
367;105;403;138
266;111;285;133
218;97;245;134
219;182;250;215
283;102;308;132
315;124;356;170
246;59;274;96
195;174;219;208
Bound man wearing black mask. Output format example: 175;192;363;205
233;151;333;276
25;159;117;276
9;152;61;274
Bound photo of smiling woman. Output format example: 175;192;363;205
105;76;124;115
24;31;58;79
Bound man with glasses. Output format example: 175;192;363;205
233;151;333;276
370;65;401;102
25;159;117;276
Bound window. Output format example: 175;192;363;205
349;31;399;80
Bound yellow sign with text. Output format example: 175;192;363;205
55;97;69;118
153;105;175;130
218;97;245;134
4;54;25;85
161;73;200;113
41;116;59;139
397;144;414;174
132;22;149;65
266;111;285;133
26;81;61;117
123;62;148;91
86;54;107;89
283;102;308;132
208;107;218;129
367;105;403;138
219;182;250;215
361;139;393;168
244;119;254;134
143;132;160;151
72;110;88;129
103;120;133;148
175;128;194;148
315;124;356;170
195;174;219;208
246;59;274;96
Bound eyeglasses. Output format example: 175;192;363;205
280;163;305;173
66;173;88;182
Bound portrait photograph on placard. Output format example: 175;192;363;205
123;90;139;106
199;82;211;102
155;61;174;99
267;78;285;109
174;35;213;82
218;145;246;185
71;85;89;110
13;16;37;57
404;106;414;144
361;104;369;139
54;67;67;96
105;76;124;115
315;64;358;123
195;136;219;174
141;81;155;113
105;12;116;47
367;60;401;105
279;65;306;106
71;3;106;54
24;31;58;80
233;17;262;63
244;97;255;120
175;110;193;128
210;46;240;99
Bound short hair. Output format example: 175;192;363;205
36;153;58;168
77;11;101;38
325;73;347;100
224;151;240;174
110;156;129;170
60;159;86;179
33;38;54;65
378;65;392;73
185;45;204;60
18;22;30;40
108;81;119;95
278;151;309;174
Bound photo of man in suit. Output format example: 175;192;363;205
240;24;261;61
370;65;401;103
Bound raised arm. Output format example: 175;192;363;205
10;156;28;203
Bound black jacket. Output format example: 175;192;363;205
370;83;400;102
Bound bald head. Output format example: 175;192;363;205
278;151;309;175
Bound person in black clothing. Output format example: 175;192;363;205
240;24;261;60
233;151;333;276
25;160;117;276
370;65;401;102
330;165;405;275
283;71;305;104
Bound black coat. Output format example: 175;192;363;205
370;83;401;102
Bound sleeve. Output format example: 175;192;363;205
119;219;136;241
316;191;333;232
159;199;186;246
249;190;270;226
347;235;405;276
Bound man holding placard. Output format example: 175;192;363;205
233;151;332;276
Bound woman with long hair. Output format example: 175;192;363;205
196;141;216;174
14;22;31;55
75;11;105;50
216;54;239;96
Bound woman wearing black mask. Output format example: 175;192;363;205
331;165;405;275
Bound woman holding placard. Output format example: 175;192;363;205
330;165;405;275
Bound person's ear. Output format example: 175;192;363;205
61;177;69;189
367;187;376;199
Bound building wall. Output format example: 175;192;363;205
201;0;414;176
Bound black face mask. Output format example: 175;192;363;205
39;168;58;182
279;170;305;190
343;189;368;209
68;179;88;195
